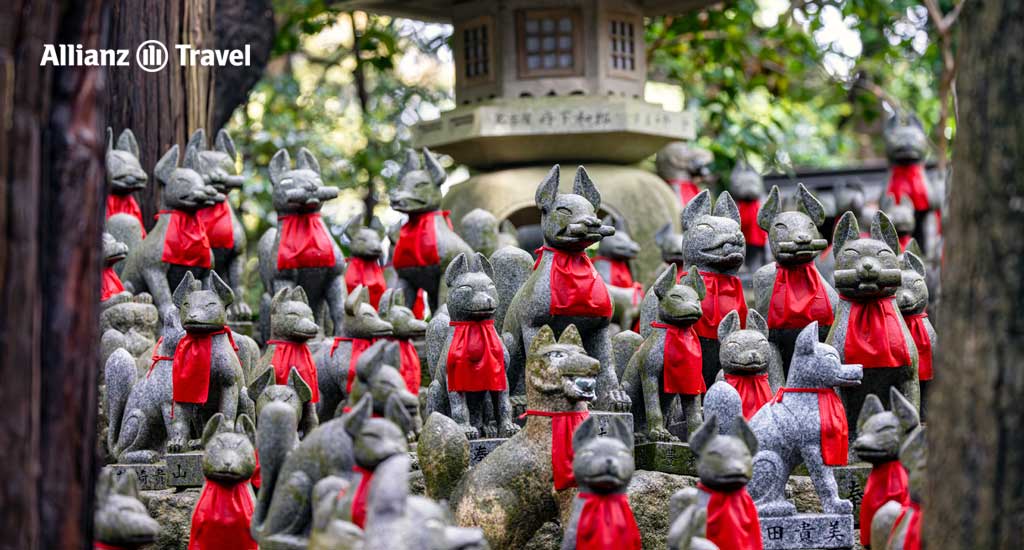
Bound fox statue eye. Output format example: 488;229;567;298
556;207;572;215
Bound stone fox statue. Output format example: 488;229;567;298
747;322;863;517
185;128;250;320
592;215;643;331
419;325;602;549
883;111;940;252
340;212;388;309
93;469;160;550
717;308;784;420
388;147;473;312
257;147;346;341
502;165;630;411
105;127;149;249
189;413;258;550
620;264;707;443
753;183;838;374
119;144;224;317
870;426;926;550
895;250;935;416
825;211;920;444
258;286;321;431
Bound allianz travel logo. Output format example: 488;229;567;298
41;41;251;72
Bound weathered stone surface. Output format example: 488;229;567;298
524;521;563;550
588;411;634;447
634;442;699;476
760;513;855;549
833;464;871;524
109;462;168;492
628;470;698;550
418;412;470;501
165;452;204;488
141;488;201;550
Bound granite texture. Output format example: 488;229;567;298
346;340;422;441
459;208;518;258
94;468;160;549
255;286;320;433
870;426;926;550
489;246;535;337
718;308;786;399
142;488;201;550
730;160;768;271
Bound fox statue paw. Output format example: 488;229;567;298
499;421;521;438
460;424;480;440
227;301;252;321
648;426;675;442
823;497;853;515
598;388;631;412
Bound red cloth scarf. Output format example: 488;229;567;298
388;337;422;394
698;483;763;550
101;266;125;301
860;460;909;548
889;501;922;550
277;212;336;270
903;312;933;380
106;193;146;237
773;388;848;466
94;542;134;550
266;340;319;403
345;256;386;308
767;262;834;329
725;373;772;419
331;337;374;392
411;289;427;320
197;202;235;249
393;210;451;269
524;409;589;490
735;199;767;247
667;179;700;206
147;337;172;379
593;256;644;306
251;451;260;489
534;247;613;318
350;465;373;528
651;322;704;395
575;492;642;550
899;234;913;252
683;270;748;340
841;297;911;368
446;320;506;392
188;480;257;550
173;328;237;404
159;210;211;268
887;164;930;212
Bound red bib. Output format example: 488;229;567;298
699;483;763;550
196;202;235;249
735;199;767;247
575;492;642;550
899;234;913;252
725;373;772;419
889;501;922;550
767;262;834;329
94;542;135;550
842;297;911;368
534;247;613;318
903;312;933;380
446;320;507;392
344;256;386;308
887;164;930;212
393;211;450;269
652;322;704;395
266;340;320;403
188;480;257;550
412;289;427;320
251;450;260;489
173;328;237;404
147;337;172;379
773;388;848;465
860;460;909;548
277;212;336;270
593;256;644;306
667;179;700;206
388;337;422;394
101;266;125;301
106;193;146;237
350;465;373;528
524;409;589;490
684;271;748;340
160;210;211;268
331;337;374;392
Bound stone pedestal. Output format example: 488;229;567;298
759;513;854;549
165;452;204;488
633;442;698;475
109;462;168;491
833;463;872;526
468;438;507;466
589;411;633;446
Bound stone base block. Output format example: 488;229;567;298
633;442;698;476
760;513;854;549
833;463;872;526
165;452;204;488
108;462;168;491
588;411;633;446
469;438;507;466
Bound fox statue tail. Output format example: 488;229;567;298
104;348;136;457
417;412;470;502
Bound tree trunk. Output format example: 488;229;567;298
0;1;107;548
105;0;216;227
928;3;1024;549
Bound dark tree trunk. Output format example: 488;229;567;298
0;1;107;549
212;0;274;131
929;2;1024;549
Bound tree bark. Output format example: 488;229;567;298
0;1;107;548
928;2;1024;549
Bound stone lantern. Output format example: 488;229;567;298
337;0;714;281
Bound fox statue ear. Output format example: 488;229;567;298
208;271;235;307
713;191;741;225
172;271;195;310
422;147;446;186
445;253;469;288
529;325;557;356
899;426;926;469
290;286;310;305
296;147;321;175
269;148;291;185
476;252;494;280
572;166;601;211
236;414;256;445
717;310;742;342
797;183;826;227
344;285;369;315
187;128;208;153
794;321;819;357
288;367;314;403
117;128;141;158
535;165;560;212
201;413;227;448
684;265;706;300
833;211;860;253
250;367;276;402
871;211;901;253
857;394;885;434
902;251;926;277
689;414;718;455
904;238;924;260
215;129;237;161
343;395;374;439
571;416;599;450
385;393;416;436
890;387;920;434
107;127;114;153
734;417;758;455
757;186;781;231
355;340;389;384
653;264;677;300
342;213;363;241
154;145;179;186
271;287;289;311
746;309;768;337
681;189;712;231
559;324;585;348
